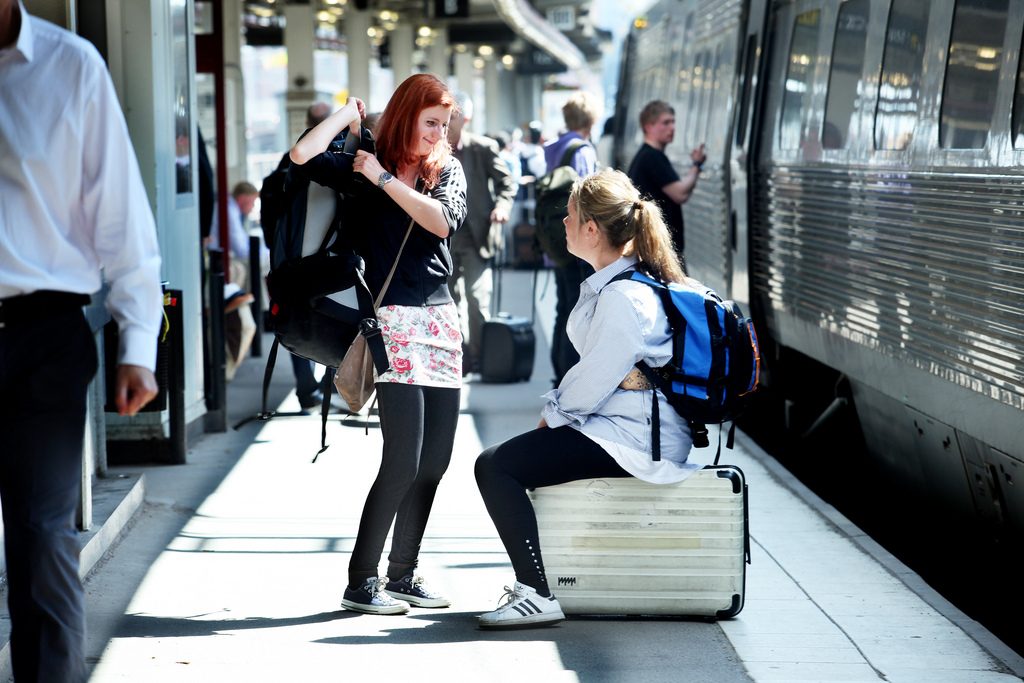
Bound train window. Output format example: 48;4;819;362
735;35;758;147
171;0;192;194
875;0;929;150
1014;29;1024;148
702;46;723;142
939;0;1009;149
823;0;870;149
195;2;214;35
673;15;694;103
780;9;821;150
689;51;706;135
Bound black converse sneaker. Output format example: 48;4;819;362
384;574;451;608
341;577;410;615
478;582;565;629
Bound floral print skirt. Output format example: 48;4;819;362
375;302;463;388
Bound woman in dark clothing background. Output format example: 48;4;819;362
290;74;467;615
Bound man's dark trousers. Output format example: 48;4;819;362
551;259;592;384
291;353;319;399
0;305;94;682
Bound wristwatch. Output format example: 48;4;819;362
377;171;394;190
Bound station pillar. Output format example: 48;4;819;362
285;3;317;144
222;0;247;188
391;22;414;84
483;57;504;134
346;9;372;105
428;28;449;81
453;48;476;131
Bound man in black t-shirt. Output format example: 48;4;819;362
627;100;706;254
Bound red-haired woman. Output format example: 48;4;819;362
290;74;467;615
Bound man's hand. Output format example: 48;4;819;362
115;364;159;416
690;143;707;167
537;417;548;429
490;206;510;224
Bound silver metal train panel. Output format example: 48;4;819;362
619;0;745;296
751;164;1024;456
620;0;1024;527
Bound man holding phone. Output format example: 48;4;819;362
627;100;707;255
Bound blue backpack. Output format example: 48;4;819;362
612;269;761;462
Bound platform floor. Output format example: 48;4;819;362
3;270;1020;682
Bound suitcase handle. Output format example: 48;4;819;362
491;241;538;325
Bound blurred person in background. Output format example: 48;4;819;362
541;91;600;385
447;92;516;375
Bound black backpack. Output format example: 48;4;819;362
533;139;589;267
612;268;762;463
244;128;378;459
263;129;372;369
259;155;290;251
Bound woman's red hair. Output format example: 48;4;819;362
374;73;457;189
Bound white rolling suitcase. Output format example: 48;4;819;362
529;466;750;619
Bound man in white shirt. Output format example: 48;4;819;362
0;2;162;680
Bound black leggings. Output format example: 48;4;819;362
347;382;461;588
474;426;629;596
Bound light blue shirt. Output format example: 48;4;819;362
541;255;695;481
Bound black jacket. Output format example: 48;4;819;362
292;130;468;307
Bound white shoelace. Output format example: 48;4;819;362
369;577;392;600
494;585;525;612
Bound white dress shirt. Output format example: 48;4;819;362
0;3;162;369
542;254;698;484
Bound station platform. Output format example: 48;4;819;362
2;270;1022;682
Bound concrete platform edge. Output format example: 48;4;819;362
78;474;147;580
734;430;1024;678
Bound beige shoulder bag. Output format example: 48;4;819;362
335;213;417;412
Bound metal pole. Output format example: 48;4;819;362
249;234;263;357
166;289;188;463
205;248;227;432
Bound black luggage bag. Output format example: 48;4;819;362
481;313;534;382
480;248;536;383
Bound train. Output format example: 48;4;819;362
611;0;1024;533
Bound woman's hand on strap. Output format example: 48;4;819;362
289;97;365;165
356;150;452;238
352;149;385;186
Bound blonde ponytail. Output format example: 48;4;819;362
630;200;685;283
570;168;685;283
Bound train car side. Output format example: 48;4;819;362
618;0;1024;532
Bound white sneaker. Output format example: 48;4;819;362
341;577;410;615
478;582;565;629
